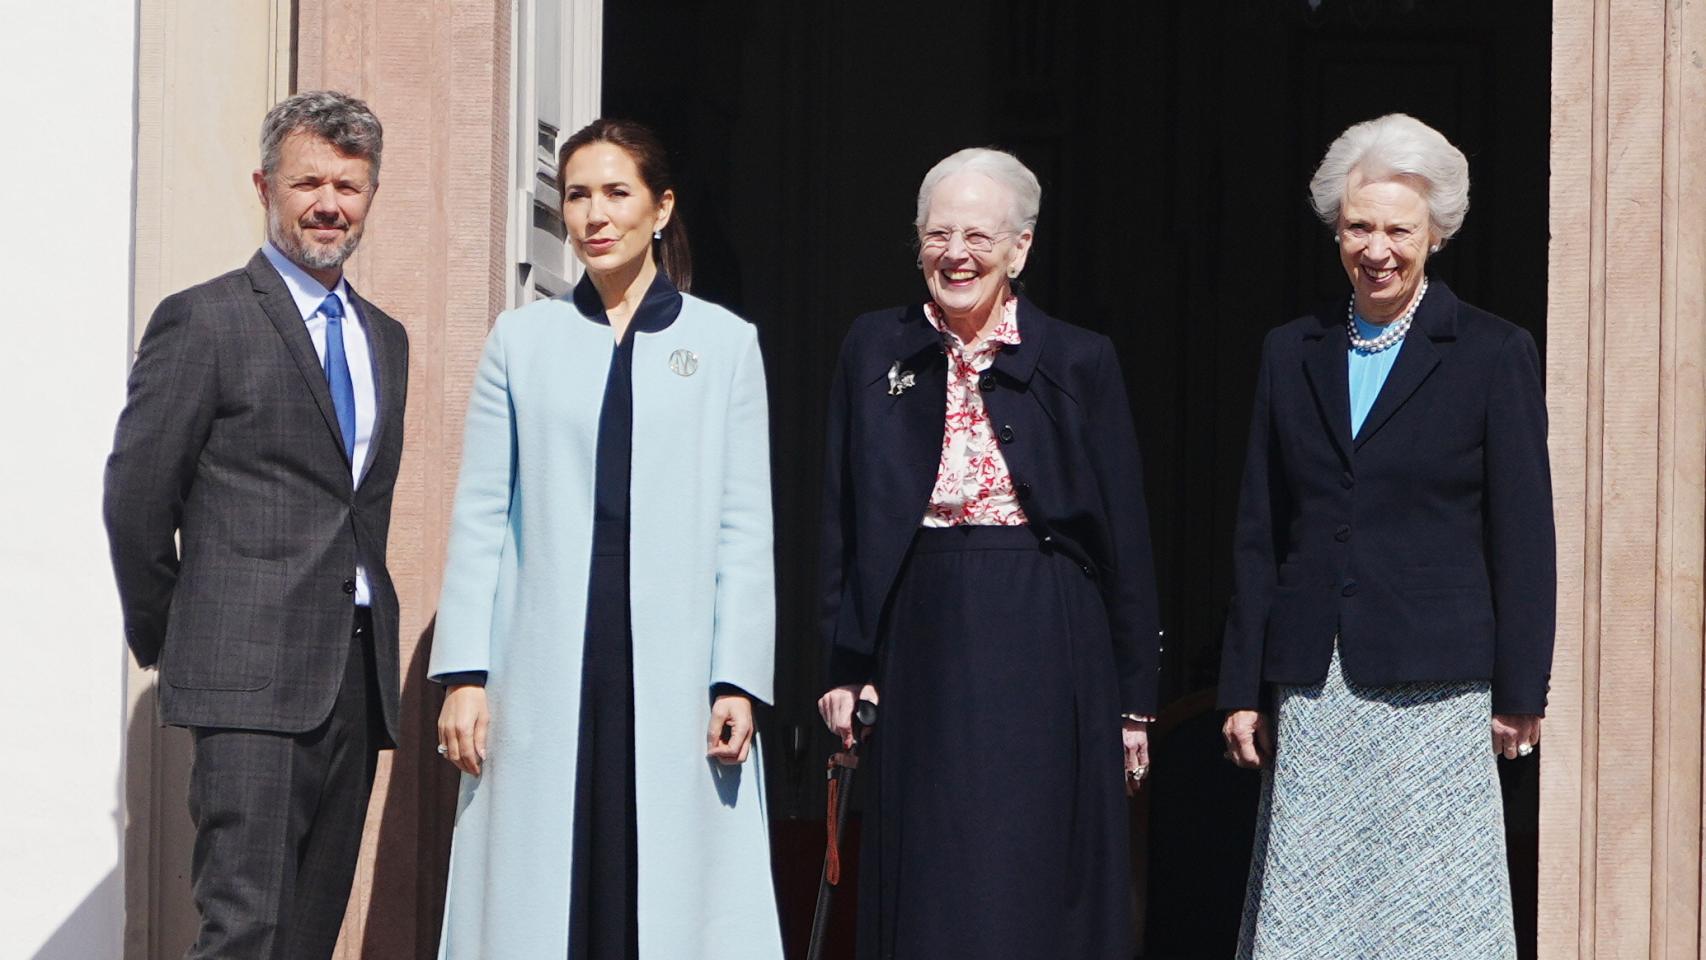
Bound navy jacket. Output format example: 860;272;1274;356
818;298;1163;715
1218;281;1556;715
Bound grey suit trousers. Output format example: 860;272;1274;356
185;610;382;960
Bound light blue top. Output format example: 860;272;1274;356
1348;313;1404;437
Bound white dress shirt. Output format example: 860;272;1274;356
261;241;377;606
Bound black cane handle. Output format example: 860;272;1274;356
854;698;878;732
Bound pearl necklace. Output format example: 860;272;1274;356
1347;276;1428;353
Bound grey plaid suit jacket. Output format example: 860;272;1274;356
105;250;408;744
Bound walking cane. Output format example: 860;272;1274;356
806;698;878;960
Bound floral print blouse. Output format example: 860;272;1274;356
921;297;1029;528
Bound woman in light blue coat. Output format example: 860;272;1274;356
428;118;784;960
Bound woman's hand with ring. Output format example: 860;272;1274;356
1222;709;1272;769
1492;713;1541;760
1122;719;1150;796
817;683;879;749
437;684;489;776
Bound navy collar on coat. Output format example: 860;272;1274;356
865;295;1052;388
1301;277;1460;462
569;268;684;335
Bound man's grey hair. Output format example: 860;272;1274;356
260;90;384;185
915;147;1042;234
1308;113;1470;241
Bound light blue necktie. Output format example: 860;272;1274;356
319;293;357;461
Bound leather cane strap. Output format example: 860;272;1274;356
824;751;860;885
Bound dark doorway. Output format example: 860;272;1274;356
603;2;1550;957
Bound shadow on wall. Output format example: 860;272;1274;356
32;708;125;960
30;868;121;959
122;676;197;958
357;615;459;959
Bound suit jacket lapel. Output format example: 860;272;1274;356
1301;314;1353;466
1352;281;1456;450
248;251;350;467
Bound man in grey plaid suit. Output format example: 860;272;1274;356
104;91;408;960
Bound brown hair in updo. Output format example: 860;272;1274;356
557;118;693;292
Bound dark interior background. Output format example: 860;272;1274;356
603;2;1551;957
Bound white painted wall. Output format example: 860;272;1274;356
0;2;136;957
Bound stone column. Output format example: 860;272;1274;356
1540;0;1706;957
127;3;291;956
294;2;511;955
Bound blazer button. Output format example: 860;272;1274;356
979;374;997;392
1341;579;1358;597
1080;563;1095;579
342;578;357;595
999;425;1015;443
1015;480;1033;500
1334;524;1351;542
1341;471;1355;490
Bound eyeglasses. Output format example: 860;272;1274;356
919;226;1015;254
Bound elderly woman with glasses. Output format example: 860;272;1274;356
1218;113;1556;959
815;147;1162;960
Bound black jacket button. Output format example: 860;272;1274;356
1341;579;1358;597
979;374;997;392
342;578;357;595
999;425;1015;443
1015;481;1033;500
1334;524;1351;542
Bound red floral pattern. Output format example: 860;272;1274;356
921;298;1029;527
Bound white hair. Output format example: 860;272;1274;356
915;147;1042;234
1308;113;1470;241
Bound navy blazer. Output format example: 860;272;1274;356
818;298;1163;715
1217;281;1556;715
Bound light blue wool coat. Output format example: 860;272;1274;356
428;291;784;959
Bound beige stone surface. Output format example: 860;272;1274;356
126;3;291;957
295;0;512;954
1540;1;1706;958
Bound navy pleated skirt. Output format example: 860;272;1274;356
858;525;1134;960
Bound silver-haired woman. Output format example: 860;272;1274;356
1219;113;1555;958
816;147;1163;959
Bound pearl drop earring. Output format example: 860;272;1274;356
1429;244;1440;254
653;229;662;240
1332;233;1340;243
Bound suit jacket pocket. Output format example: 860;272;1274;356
164;553;286;692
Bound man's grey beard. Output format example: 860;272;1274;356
268;207;362;271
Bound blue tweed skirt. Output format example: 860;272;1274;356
1236;644;1517;960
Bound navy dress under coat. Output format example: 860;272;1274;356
818;297;1162;959
567;273;684;959
1216;280;1556;714
440;274;683;959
